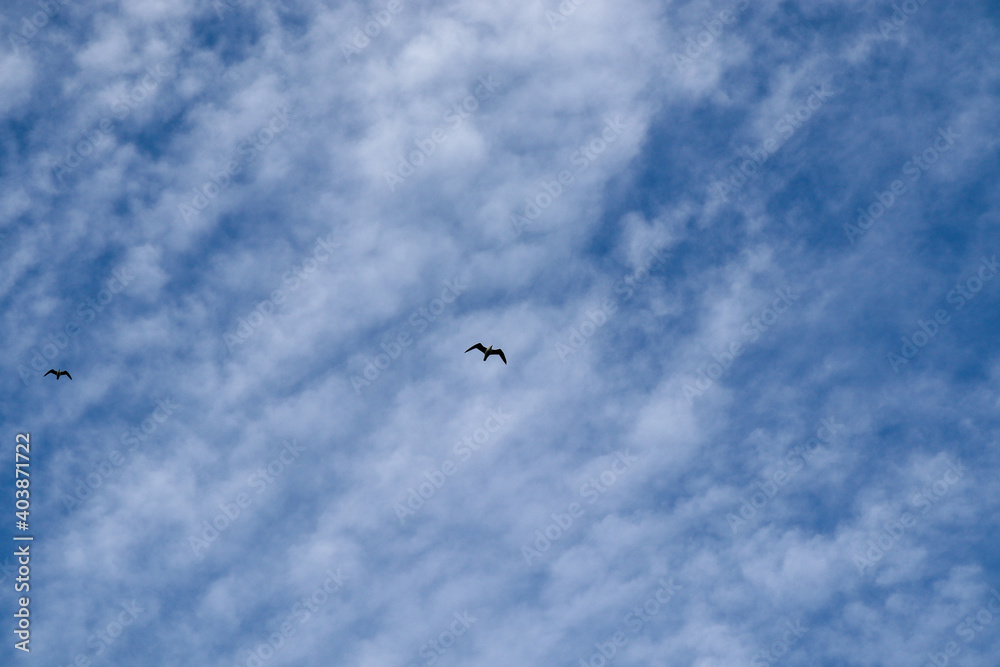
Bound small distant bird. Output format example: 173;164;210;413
44;369;72;380
465;343;506;364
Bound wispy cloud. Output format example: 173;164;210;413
3;0;1000;665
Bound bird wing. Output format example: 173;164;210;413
44;369;56;376
63;371;72;380
465;343;487;354
486;348;507;364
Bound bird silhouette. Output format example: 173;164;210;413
44;369;72;380
465;343;506;364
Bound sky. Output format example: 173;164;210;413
2;0;1000;665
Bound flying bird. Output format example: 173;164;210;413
465;343;506;364
44;369;72;380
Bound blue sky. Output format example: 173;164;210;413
2;0;1000;665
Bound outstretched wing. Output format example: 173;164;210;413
62;371;72;380
486;348;507;364
44;369;56;377
465;343;487;354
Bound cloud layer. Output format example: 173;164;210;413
2;0;1000;665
